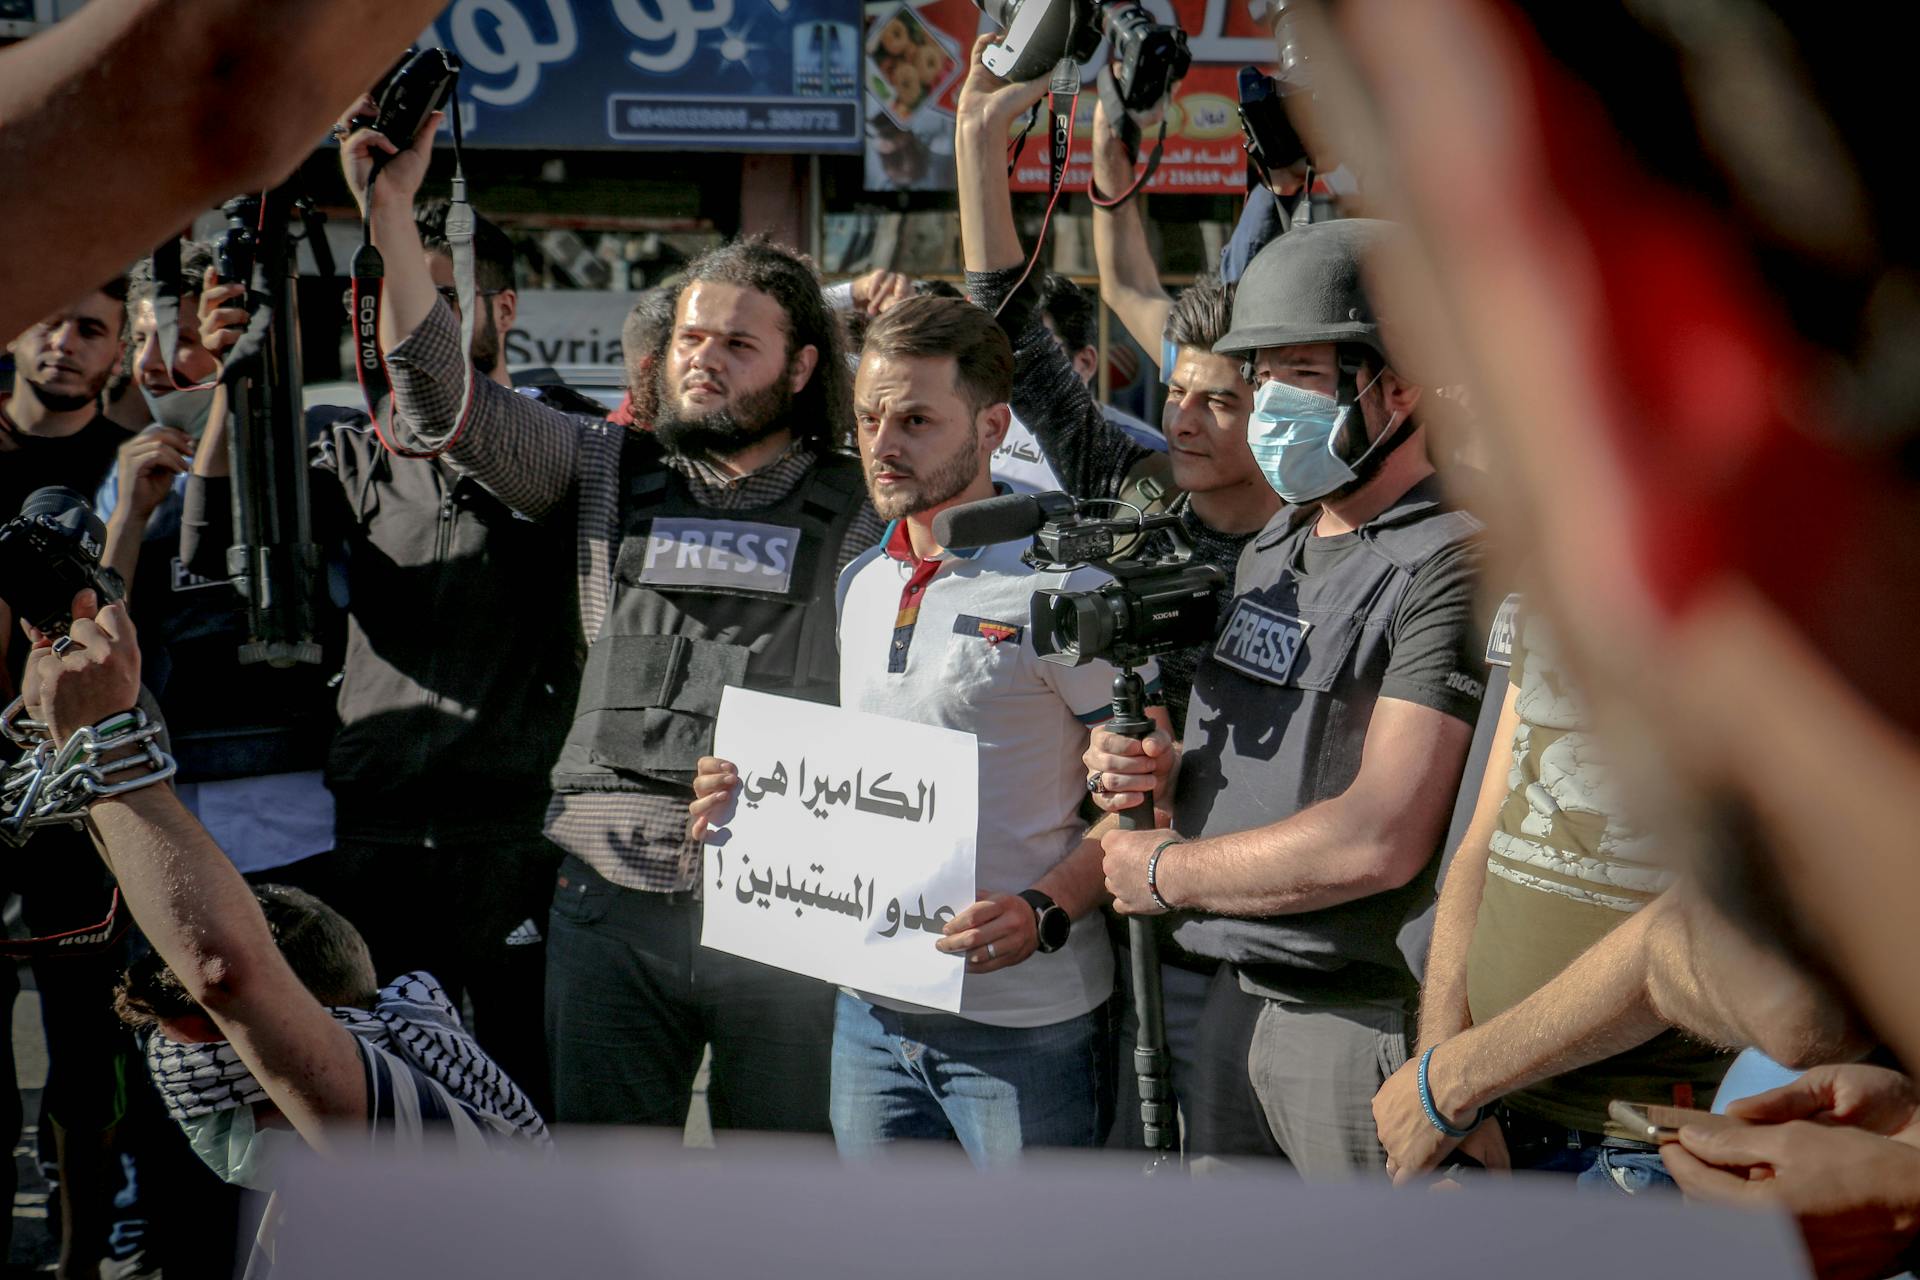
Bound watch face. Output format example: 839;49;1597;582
1037;905;1071;952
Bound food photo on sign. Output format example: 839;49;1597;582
863;0;974;190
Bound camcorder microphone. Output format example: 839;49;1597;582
931;491;1072;549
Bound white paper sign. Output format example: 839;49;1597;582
700;687;979;1012
990;413;1064;495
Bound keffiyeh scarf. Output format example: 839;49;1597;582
145;971;550;1146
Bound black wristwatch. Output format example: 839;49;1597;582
1019;889;1072;954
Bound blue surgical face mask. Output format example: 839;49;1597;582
182;1105;303;1191
1247;378;1358;503
1247;371;1399;503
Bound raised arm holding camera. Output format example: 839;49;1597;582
340;96;887;1137
955;39;1276;735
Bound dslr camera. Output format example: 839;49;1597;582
933;491;1225;670
975;0;1191;112
349;46;461;151
0;487;126;638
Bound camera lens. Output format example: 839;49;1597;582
18;487;90;523
1044;588;1120;661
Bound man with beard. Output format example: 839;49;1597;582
341;110;886;1134
181;190;578;1115
690;297;1169;1161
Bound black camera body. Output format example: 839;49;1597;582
976;0;1190;112
213;195;259;289
1020;496;1226;671
350;46;461;151
1237;64;1309;175
0;488;126;638
1032;558;1225;671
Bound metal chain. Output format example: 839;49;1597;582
0;698;177;846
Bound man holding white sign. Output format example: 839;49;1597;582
694;296;1168;1164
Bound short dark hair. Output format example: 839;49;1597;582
97;272;131;307
115;885;378;1030
129;242;217;305
862;295;1012;414
674;235;852;451
1037;272;1096;353
415;200;516;293
1164;274;1237;359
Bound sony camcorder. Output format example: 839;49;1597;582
0;487;126;638
931;491;1225;671
974;0;1191;112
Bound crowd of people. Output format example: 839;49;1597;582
4;1;1920;1277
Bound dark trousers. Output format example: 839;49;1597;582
263;831;561;1116
1185;964;1413;1178
545;855;835;1135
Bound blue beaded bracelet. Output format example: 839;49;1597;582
1417;1045;1486;1139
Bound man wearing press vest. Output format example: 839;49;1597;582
1085;222;1489;1175
341;112;884;1134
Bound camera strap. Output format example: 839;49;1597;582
1087;66;1169;209
0;889;133;959
996;60;1082;319
351;101;478;460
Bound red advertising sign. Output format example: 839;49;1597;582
863;0;1274;195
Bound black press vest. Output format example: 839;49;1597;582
550;436;867;796
1169;479;1484;999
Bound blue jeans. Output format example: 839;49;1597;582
1517;1143;1678;1194
830;991;1114;1166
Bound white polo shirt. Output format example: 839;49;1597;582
835;521;1158;1028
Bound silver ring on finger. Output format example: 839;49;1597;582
51;635;77;657
1086;772;1104;795
986;942;997;959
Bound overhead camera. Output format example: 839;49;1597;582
1237;65;1309;176
931;491;1225;671
349;45;461;152
974;0;1192;112
0;487;126;639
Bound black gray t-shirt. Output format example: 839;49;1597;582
1291;519;1487;725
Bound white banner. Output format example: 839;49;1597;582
503;289;638;370
700;687;978;1012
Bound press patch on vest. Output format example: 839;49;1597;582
953;614;1023;646
1214;599;1310;685
1485;592;1521;668
637;518;800;593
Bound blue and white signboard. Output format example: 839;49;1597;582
421;0;864;152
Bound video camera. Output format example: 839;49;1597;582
975;0;1191;112
931;491;1225;671
0;487;126;639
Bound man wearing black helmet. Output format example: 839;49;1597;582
1084;220;1489;1176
